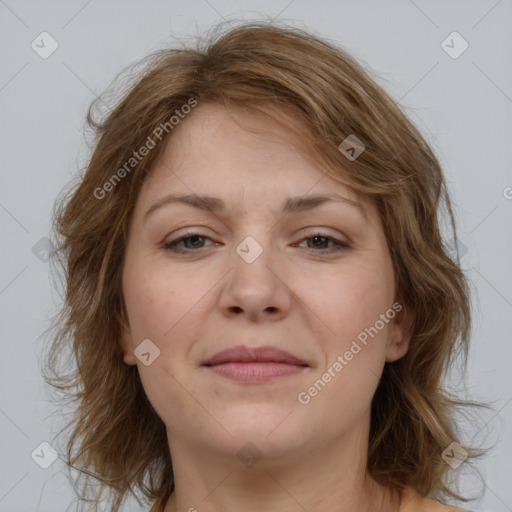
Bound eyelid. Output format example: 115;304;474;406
297;227;350;244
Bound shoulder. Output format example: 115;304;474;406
399;487;473;512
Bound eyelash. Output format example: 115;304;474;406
163;230;350;255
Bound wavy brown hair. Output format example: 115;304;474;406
43;20;490;511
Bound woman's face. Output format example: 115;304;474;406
120;103;410;463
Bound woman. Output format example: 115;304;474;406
45;21;486;512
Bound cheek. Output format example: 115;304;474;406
123;268;204;428
123;259;185;339
301;272;393;423
123;263;211;376
124;280;168;340
309;260;395;351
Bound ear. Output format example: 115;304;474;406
118;317;137;366
385;303;413;363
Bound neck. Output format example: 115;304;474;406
161;411;400;512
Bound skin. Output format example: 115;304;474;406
119;103;413;512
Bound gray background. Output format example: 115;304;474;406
0;1;511;511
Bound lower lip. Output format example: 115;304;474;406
204;362;308;382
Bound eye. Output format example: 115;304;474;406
163;232;215;254
295;232;350;253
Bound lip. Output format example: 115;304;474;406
202;345;310;383
202;345;309;366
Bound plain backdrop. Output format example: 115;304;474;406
0;1;511;511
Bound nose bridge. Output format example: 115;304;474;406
235;233;267;265
219;226;290;319
230;201;278;265
231;229;276;289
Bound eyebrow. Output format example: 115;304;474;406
144;192;368;222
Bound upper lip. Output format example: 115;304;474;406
202;345;309;366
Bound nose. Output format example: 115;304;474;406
218;236;292;322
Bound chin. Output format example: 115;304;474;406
214;411;312;454
208;431;309;468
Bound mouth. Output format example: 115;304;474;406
201;345;310;383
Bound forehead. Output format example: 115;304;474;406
152;103;323;177
133;103;374;222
